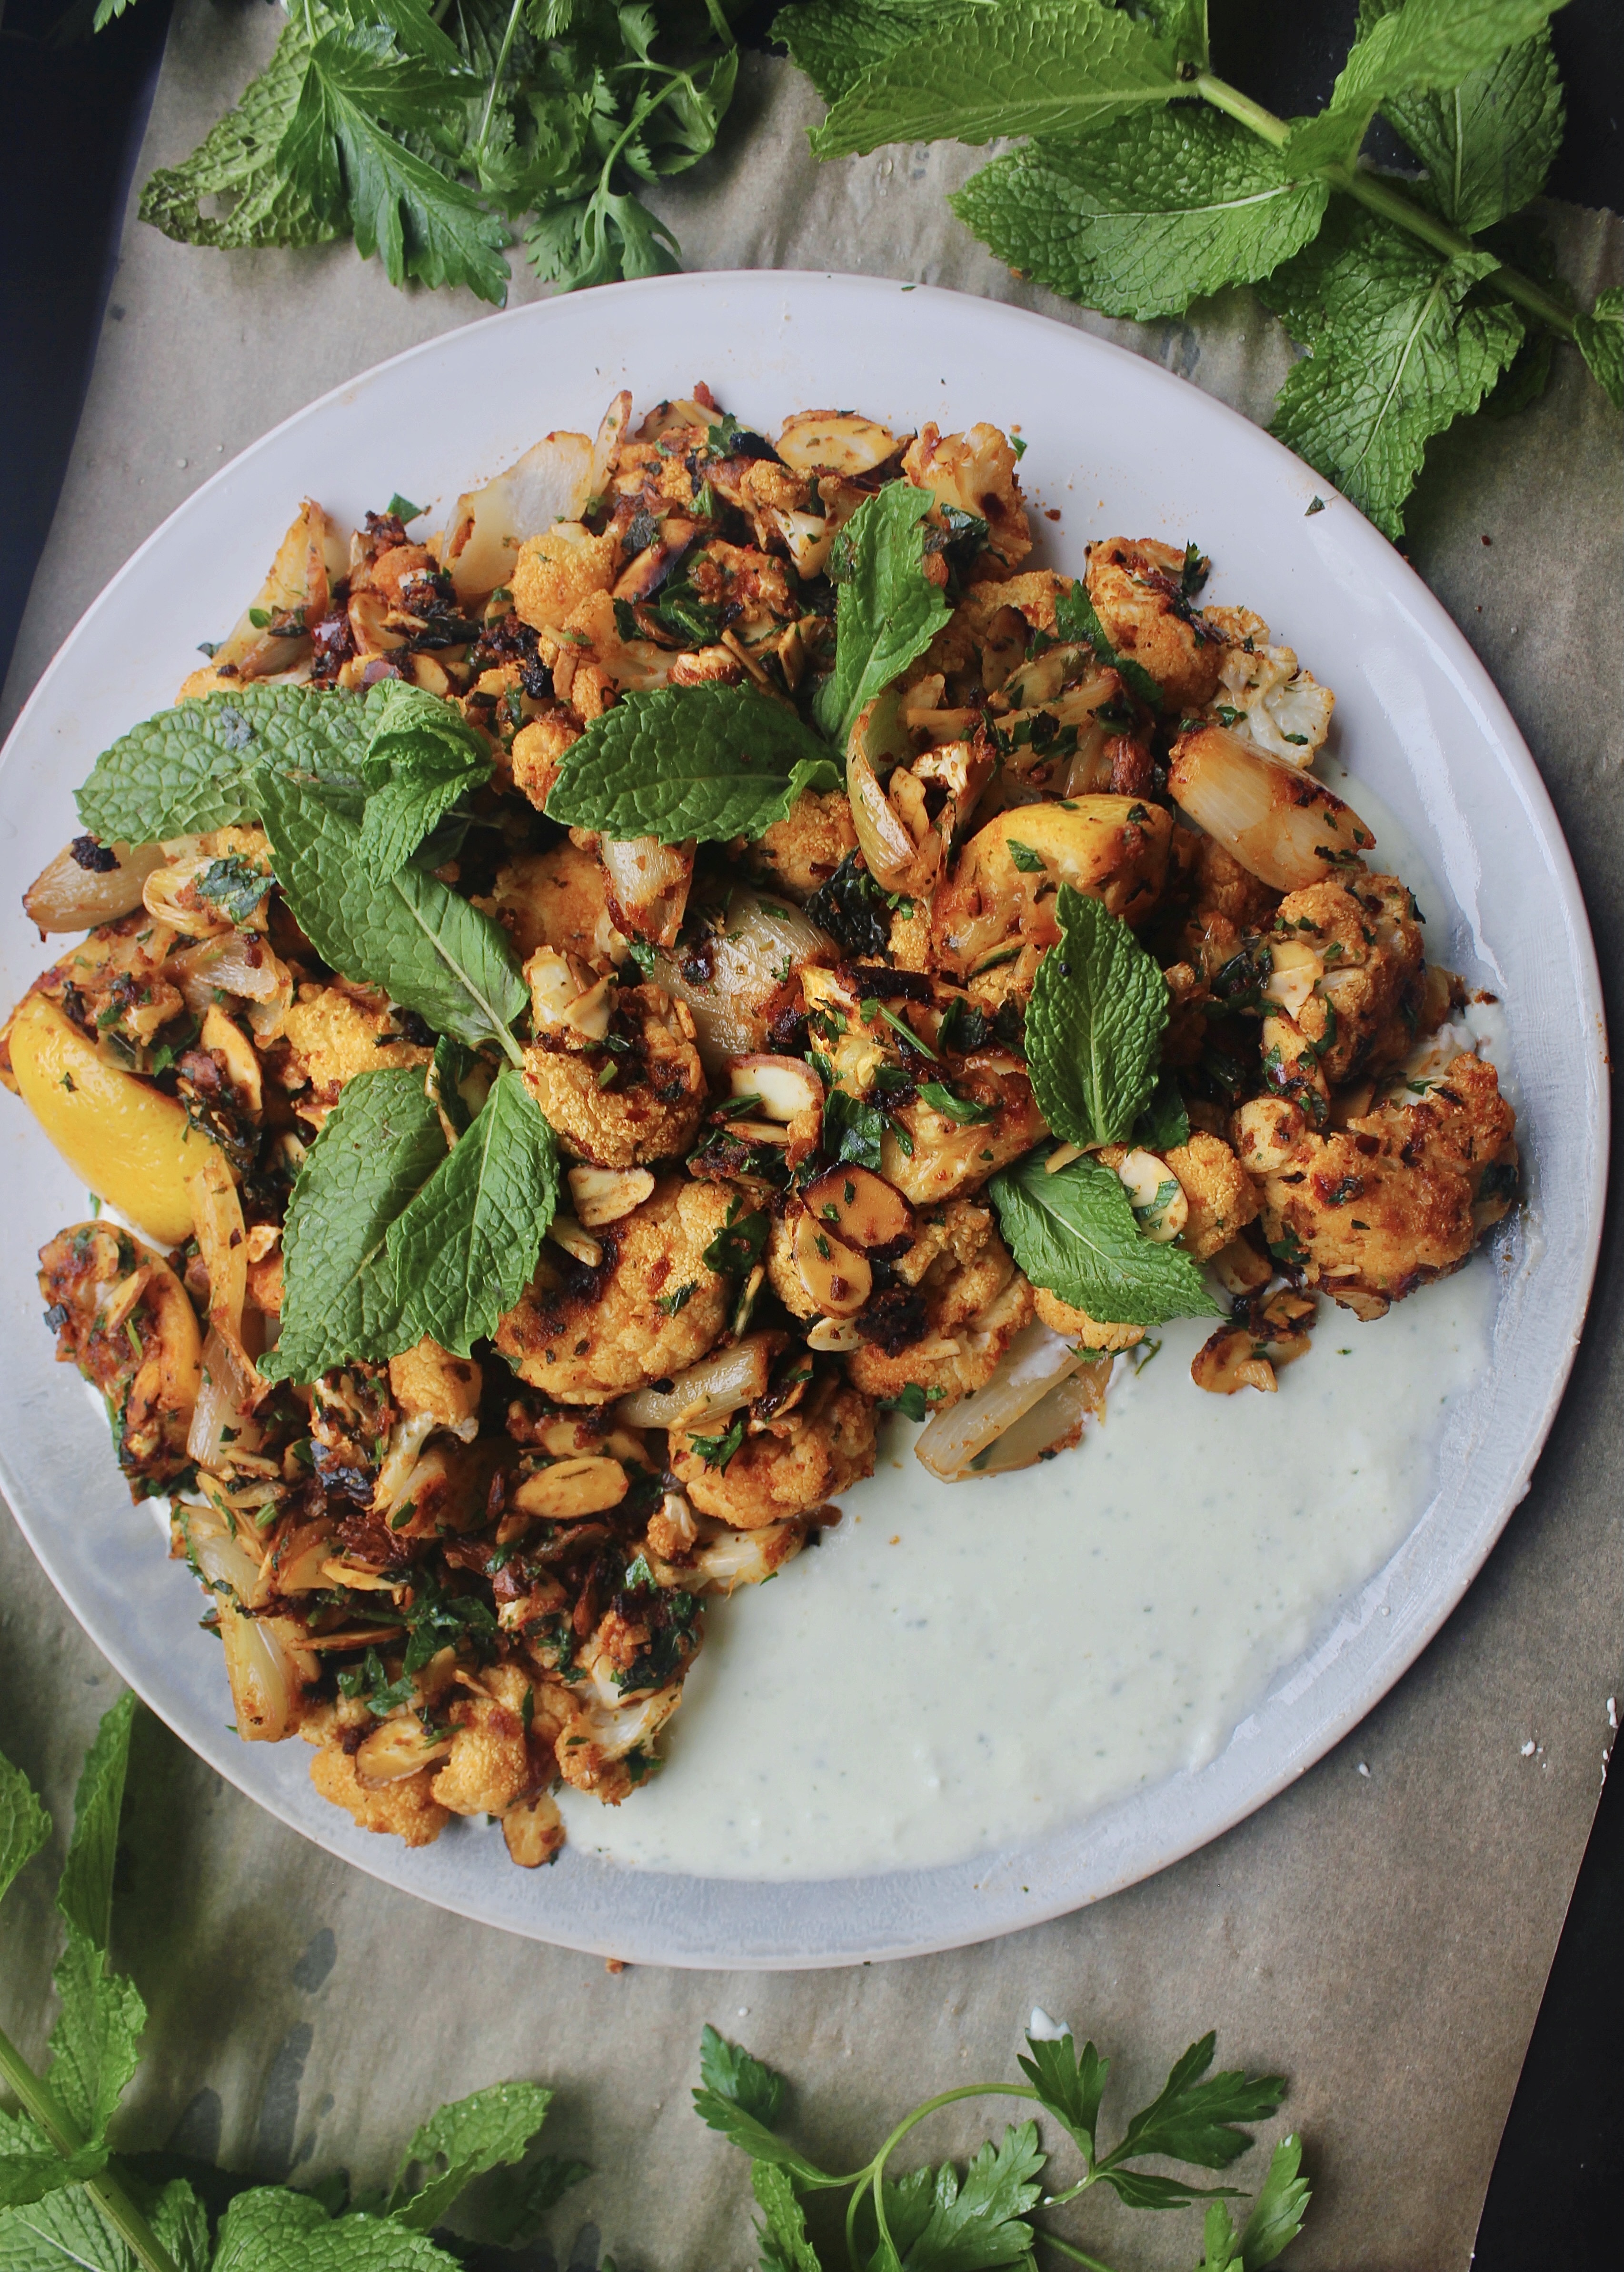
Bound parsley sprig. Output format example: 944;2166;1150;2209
780;0;1621;537
693;2017;1309;2270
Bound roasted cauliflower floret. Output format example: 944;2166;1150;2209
932;797;1172;989
845;1202;1034;1408
1236;1049;1517;1316
1084;539;1225;709
1176;833;1282;980
479;840;628;968
512;521;620;634
1264;874;1425;1083
431;1665;537;1818
39;1222;201;1494
388;1337;481;1434
274;985;430;1122
743;790;858;901
1031;1288;1144;1353
495;1175;735;1401
522;979;705;1166
671;1377;877;1526
1206;606;1335;765
904;423;1031;575
309;1735;448;1847
1163;1133;1260;1261
508;704;583;812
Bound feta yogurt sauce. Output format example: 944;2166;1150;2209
558;764;1522;1881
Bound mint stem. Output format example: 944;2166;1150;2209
1190;71;1579;342
0;2023;181;2272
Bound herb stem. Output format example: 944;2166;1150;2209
0;2024;181;2272
1188;71;1291;148
1035;2234;1121;2272
476;0;526;159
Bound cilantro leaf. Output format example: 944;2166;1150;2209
1026;887;1167;1148
699;2024;788;2128
1260;204;1524;539
385;2081;555;2232
814;483;953;753
254;767;527;1054
138;17;338;255
354;682;492;881
954;110;1329;323
385;1068;560;1360
1576;286;1624;410
0;1746;50;1908
262;1069;447;1384
75;686;369;846
809;0;1181;159
753;2162;822;2272
1365;7;1564;231
278;28;509;305
1053;579;1163;710
548;685;841;845
775;0;997;105
213;2185;466;2269
1102;2033;1286;2175
991;1150;1221;1327
1016;2029;1107;2165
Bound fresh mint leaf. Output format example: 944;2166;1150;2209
699;2025;788;2129
0;2178;142;2269
0;1748;50;1908
1135;1071;1190;1152
955;110;1329;323
213;2186;466;2270
1260;204;1523;539
810;0;1181;159
475;2152;590;2247
1363;6;1564;231
45;1935;144;2148
1053;579;1163;711
814;484;952;751
0;2111;106;2212
386;1069;560;1361
991;1150;1221;1327
277;28;509;305
1104;2033;1286;2174
1576;286;1624;409
1026;887;1167;1148
386;2081;555;2232
254;767;527;1054
138;18;338;254
548;685;841;845
753;2161;822;2272
75;685;368;846
55;1691;133;1959
263;1069;447;1384
775;0;997;105
1017;2030;1107;2165
355;682;492;881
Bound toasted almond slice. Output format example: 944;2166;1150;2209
800;1164;913;1250
512;1456;628;1520
568;1165;655;1227
792;1209;873;1318
355;1717;454;1787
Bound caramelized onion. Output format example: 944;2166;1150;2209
24;840;169;933
914;1323;1086;1481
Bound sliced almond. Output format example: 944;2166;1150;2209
806;1315;863;1352
800;1164;913;1250
1115;1148;1189;1242
548;1215;602;1268
512;1455;628;1520
792;1208;873;1318
568;1165;654;1227
731;1054;824;1121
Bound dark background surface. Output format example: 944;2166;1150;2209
0;0;1617;2259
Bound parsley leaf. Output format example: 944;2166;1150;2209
1017;2027;1108;2165
385;2082;555;2232
354;681;492;881
75;685;370;846
692;2029;833;2186
809;0;1181;159
1260;203;1524;539
703;1205;771;1276
955;109;1330;323
688;1415;746;1471
1053;578;1163;711
823;1089;887;1172
854;2121;1046;2269
386;1068;560;1360
548;684;841;845
813;483;953;751
261;1069;447;1383
1102;2032;1286;2179
753;2162;823;2272
1026;887;1167;1148
991;1149;1222;1327
917;1080;999;1126
255;766;527;1056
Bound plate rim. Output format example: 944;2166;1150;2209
0;268;1608;1967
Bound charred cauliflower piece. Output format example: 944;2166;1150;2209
845;1200;1034;1409
274;985;430;1125
495;1175;736;1401
1265;875;1426;1083
903;423;1032;576
671;1376;877;1526
522;978;705;1167
309;1734;449;1847
743;789;858;902
1235;1050;1517;1316
479;840;628;969
1084;538;1225;709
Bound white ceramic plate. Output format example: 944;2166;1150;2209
0;273;1605;1966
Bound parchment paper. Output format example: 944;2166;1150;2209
2;13;1620;2266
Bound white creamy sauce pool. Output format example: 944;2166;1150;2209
560;765;1518;1882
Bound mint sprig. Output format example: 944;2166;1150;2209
547;684;841;845
992;1148;1222;1327
782;0;1614;538
1025;886;1168;1150
74;685;370;846
353;679;492;881
813;482;954;752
